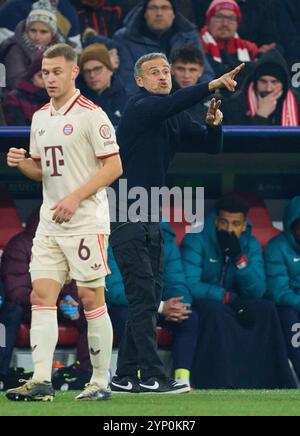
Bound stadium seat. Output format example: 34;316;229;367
164;194;282;250
239;192;282;249
16;323;80;348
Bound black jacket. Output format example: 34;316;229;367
112;83;223;218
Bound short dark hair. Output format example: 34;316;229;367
216;193;250;218
134;53;168;77
43;43;78;65
170;46;204;67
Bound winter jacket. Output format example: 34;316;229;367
112;82;223;218
0;0;81;51
223;49;300;125
191;0;279;47
3;79;48;125
264;197;300;312
106;221;192;306
181;212;266;302
0;21;57;91
113;0;214;95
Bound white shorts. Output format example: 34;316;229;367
30;234;110;288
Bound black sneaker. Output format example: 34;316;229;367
110;375;140;393
139;376;190;394
0;367;33;391
52;362;91;391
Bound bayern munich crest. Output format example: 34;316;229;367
63;124;74;136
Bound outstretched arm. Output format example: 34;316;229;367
135;63;245;125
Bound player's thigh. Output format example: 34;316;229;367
58;234;110;286
31;279;62;306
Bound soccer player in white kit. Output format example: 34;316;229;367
5;43;123;402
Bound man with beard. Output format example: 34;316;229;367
224;49;300;126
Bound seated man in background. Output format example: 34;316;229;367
223;50;300;126
170;45;214;124
77;43;127;126
113;0;214;95
107;221;198;391
264;196;300;384
181;193;295;389
0;209;92;391
0;278;23;390
82;29;121;72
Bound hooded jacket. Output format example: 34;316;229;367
223;49;300;125
3;79;49;125
106;221;192;306
113;0;214;95
181;211;266;302
264;197;300;311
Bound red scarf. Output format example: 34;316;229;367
200;26;258;63
247;82;299;126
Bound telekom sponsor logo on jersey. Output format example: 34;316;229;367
45;146;64;177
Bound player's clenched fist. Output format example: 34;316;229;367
7;148;27;167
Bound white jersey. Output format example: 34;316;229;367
30;90;119;236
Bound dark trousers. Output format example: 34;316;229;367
192;299;295;389
277;305;300;379
110;305;199;371
0;303;23;375
110;222;165;380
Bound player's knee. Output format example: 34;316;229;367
79;288;105;311
30;289;52;307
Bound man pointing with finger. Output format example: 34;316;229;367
110;52;244;394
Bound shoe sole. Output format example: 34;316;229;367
111;390;140;394
6;393;54;402
139;386;191;394
75;394;112;401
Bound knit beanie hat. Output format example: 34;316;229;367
79;43;113;71
26;0;57;34
143;0;177;13
206;0;241;25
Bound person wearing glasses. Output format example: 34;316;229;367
78;43;127;127
113;0;214;95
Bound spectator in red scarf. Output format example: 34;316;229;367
223;49;300;126
200;0;258;81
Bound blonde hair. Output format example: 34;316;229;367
43;43;78;65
